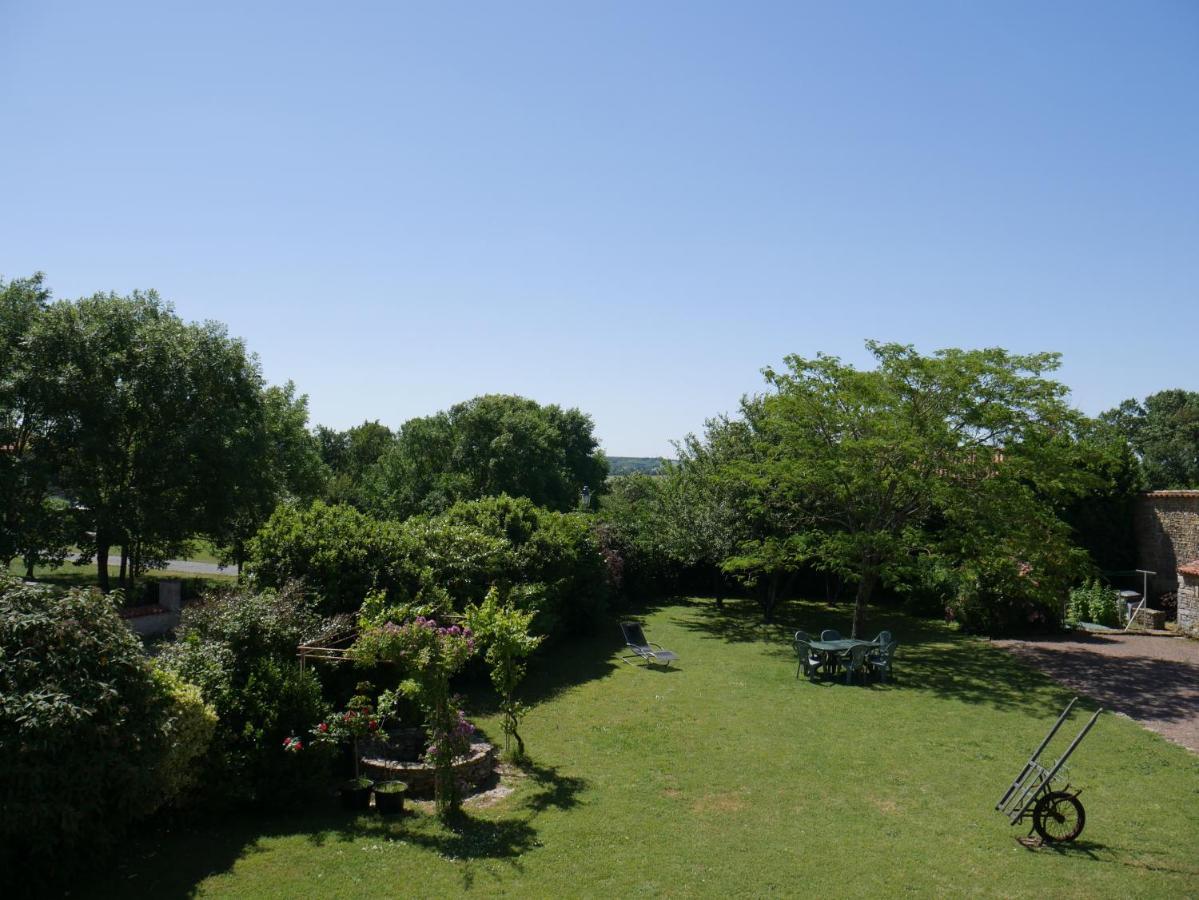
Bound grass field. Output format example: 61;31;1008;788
85;598;1199;898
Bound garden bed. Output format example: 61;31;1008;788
360;739;497;798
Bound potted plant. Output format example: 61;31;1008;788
312;682;386;811
373;780;408;815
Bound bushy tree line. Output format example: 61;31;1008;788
248;494;612;637
314;394;609;517
599;343;1145;635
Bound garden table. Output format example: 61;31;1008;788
807;638;878;675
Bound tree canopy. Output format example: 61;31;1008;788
1102;389;1199;490
693;343;1103;634
365;394;608;518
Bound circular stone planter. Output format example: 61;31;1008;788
360;740;497;799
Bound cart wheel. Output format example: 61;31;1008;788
1032;791;1086;843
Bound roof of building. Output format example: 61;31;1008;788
1142;490;1199;498
1179;560;1199;577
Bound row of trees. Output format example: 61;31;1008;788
599;343;1149;635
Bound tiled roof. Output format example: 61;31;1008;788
1143;490;1199;498
1179;560;1199;577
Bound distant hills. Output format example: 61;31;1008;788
607;456;672;477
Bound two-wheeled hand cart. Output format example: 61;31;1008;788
995;697;1102;844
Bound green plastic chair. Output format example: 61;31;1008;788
841;644;871;685
868;640;898;683
872;630;892;647
793;633;821;679
820;628;842;641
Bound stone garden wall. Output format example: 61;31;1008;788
1133;491;1199;599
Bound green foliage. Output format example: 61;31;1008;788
316;420;396;509
355;613;477;816
14;288;270;591
0;273;61;572
156;584;331;806
150;667;219;806
607;456;669;476
683;342;1107;634
365;394;609;518
248;501;399;614
465;587;543;759
0;577;201;893
1068;581;1123;628
249;495;612;635
1102;389;1199;490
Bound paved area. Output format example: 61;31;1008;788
105;555;236;576
995;632;1199;753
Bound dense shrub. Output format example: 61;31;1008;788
247;501;399;614
436;495;613;634
156;584;331;806
0;578;212;895
946;554;1077;635
250;495;613;637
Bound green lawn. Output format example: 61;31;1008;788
5;559;235;592
87;599;1199;898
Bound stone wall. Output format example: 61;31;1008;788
1133;491;1199;599
1178;564;1199;638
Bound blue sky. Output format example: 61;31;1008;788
2;1;1196;456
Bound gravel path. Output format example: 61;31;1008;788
995;632;1199;754
105;555;236;576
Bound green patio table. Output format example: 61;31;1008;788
807;638;878;675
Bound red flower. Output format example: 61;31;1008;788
368;719;378;731
318;722;329;733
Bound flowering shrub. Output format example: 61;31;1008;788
311;682;385;779
283;736;304;753
355;615;477;816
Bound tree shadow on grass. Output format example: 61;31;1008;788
675;596;1077;718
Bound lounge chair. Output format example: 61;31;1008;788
620;622;679;668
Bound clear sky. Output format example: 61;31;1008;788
2;1;1196;456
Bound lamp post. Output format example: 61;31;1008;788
580;484;591;511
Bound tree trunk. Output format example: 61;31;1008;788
119;547;128;588
713;569;723;610
96;539;110;592
852;569;878;638
129;542;139;597
25;560;35;579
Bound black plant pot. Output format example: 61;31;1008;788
373;781;408;815
340;779;374;811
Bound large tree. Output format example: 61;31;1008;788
23;291;268;590
1101;390;1199;490
365;394;608;518
712;343;1098;634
